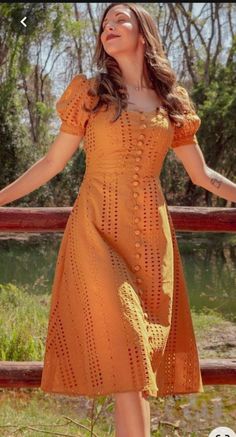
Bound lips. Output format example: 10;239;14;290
106;34;120;41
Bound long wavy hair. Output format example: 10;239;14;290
83;2;197;126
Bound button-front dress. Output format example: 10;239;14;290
40;73;204;399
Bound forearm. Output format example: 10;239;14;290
196;166;236;202
0;157;62;206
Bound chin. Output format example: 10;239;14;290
104;48;120;56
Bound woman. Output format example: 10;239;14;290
0;3;235;437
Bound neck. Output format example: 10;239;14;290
126;83;152;91
115;49;151;90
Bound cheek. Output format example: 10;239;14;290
100;33;106;45
123;23;135;35
123;25;140;42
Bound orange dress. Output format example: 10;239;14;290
40;73;204;399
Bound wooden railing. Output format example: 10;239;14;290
0;206;236;389
0;359;235;388
0;206;235;233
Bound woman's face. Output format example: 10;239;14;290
100;5;143;57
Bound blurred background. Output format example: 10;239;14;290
0;4;235;436
0;2;235;208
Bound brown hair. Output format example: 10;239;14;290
84;2;197;126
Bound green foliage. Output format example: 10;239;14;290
0;4;235;207
192;42;236;170
0;82;28;188
35;102;53;119
166;38;236;206
0;283;49;361
66;19;83;37
191;306;227;330
0;4;85;206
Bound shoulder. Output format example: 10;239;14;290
56;73;96;107
68;73;98;97
64;73;97;90
65;73;89;93
71;73;98;86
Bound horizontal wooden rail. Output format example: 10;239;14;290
0;206;235;233
0;359;236;388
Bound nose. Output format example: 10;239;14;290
103;21;116;31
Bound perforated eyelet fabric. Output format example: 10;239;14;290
40;74;204;399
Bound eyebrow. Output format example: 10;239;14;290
103;12;129;24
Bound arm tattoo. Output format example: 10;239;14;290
210;177;222;189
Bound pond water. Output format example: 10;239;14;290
0;232;235;322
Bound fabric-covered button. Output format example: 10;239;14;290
134;229;141;235
135;253;141;259
134;217;140;223
133;192;139;198
134;166;140;171
134;204;139;210
136;150;142;155
135;241;141;248
134;265;141;271
139;134;145;140
135;157;141;162
136;278;142;284
140;124;147;129
137;140;143;146
132;173;139;179
132;180;139;186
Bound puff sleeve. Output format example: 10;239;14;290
170;87;201;148
56;73;91;137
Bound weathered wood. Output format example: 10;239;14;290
0;359;236;388
200;358;236;385
0;207;70;233
0;361;43;388
168;206;236;232
0;206;235;232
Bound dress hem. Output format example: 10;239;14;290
39;384;204;399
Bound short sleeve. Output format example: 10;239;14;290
170;87;201;148
56;73;91;137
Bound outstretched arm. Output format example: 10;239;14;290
173;143;236;202
0;131;83;207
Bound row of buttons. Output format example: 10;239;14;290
134;115;149;327
132;115;146;295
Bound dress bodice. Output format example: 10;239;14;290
56;74;201;179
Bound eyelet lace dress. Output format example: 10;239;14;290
40;73;204;399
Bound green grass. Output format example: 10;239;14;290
0;388;115;436
0;283;49;361
191;305;228;330
1;385;236;436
